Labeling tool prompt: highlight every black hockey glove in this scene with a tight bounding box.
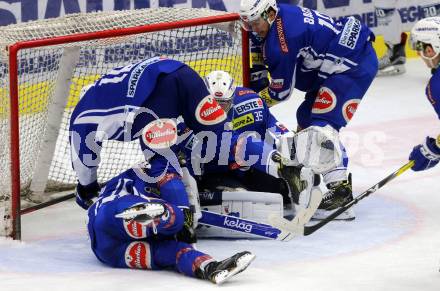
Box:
[249,65,269,93]
[175,208,197,244]
[75,181,100,210]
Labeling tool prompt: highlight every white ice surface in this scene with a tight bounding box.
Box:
[1,59,440,291]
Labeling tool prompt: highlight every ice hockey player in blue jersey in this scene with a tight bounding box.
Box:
[188,70,288,174]
[239,0,379,218]
[181,71,312,208]
[408,17,440,172]
[69,57,227,210]
[87,161,255,284]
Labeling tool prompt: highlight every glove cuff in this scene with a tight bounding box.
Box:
[77,180,100,200]
[426,136,440,156]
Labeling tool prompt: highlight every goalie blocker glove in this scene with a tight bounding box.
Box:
[409,136,440,171]
[75,180,100,210]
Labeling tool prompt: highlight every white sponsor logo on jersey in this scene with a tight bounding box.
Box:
[127,57,162,98]
[339,17,361,49]
[234,98,264,115]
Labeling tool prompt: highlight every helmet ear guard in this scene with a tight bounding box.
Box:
[204,71,236,113]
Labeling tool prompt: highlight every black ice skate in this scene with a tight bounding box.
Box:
[196,251,256,285]
[312,174,355,221]
[377,33,407,76]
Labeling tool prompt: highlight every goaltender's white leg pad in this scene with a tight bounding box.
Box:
[197,191,283,239]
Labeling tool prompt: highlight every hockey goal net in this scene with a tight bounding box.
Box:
[0,8,249,239]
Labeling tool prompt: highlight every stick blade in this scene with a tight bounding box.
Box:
[269,187,323,235]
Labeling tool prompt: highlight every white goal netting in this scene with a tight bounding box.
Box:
[0,7,245,237]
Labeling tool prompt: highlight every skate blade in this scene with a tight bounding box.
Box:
[312,208,355,221]
[214,253,256,285]
[377,64,406,76]
[115,203,164,221]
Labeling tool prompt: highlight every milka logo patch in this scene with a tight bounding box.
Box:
[142,118,177,150]
[234,98,264,115]
[312,87,337,114]
[125,241,151,269]
[223,216,253,233]
[127,57,161,97]
[195,95,227,125]
[339,17,361,49]
[342,99,361,122]
[123,220,148,239]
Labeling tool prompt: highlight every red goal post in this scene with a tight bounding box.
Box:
[0,8,250,239]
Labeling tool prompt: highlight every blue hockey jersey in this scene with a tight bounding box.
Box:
[252,4,375,101]
[69,57,226,186]
[181,87,288,175]
[87,162,211,274]
[426,68,440,120]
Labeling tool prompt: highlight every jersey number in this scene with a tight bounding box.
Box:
[315,11,340,34]
[98,64,134,86]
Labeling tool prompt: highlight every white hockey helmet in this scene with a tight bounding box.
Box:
[239,0,279,31]
[410,17,440,60]
[204,70,236,113]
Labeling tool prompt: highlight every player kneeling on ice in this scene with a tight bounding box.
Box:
[86,160,255,284]
[69,57,227,210]
[408,17,440,172]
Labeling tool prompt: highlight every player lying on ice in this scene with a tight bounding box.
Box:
[86,156,255,285]
[69,57,228,210]
[408,17,440,172]
[239,0,379,220]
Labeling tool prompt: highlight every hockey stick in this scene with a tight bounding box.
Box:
[301,160,415,236]
[267,161,414,236]
[198,210,295,241]
[268,180,323,235]
[21,193,75,215]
